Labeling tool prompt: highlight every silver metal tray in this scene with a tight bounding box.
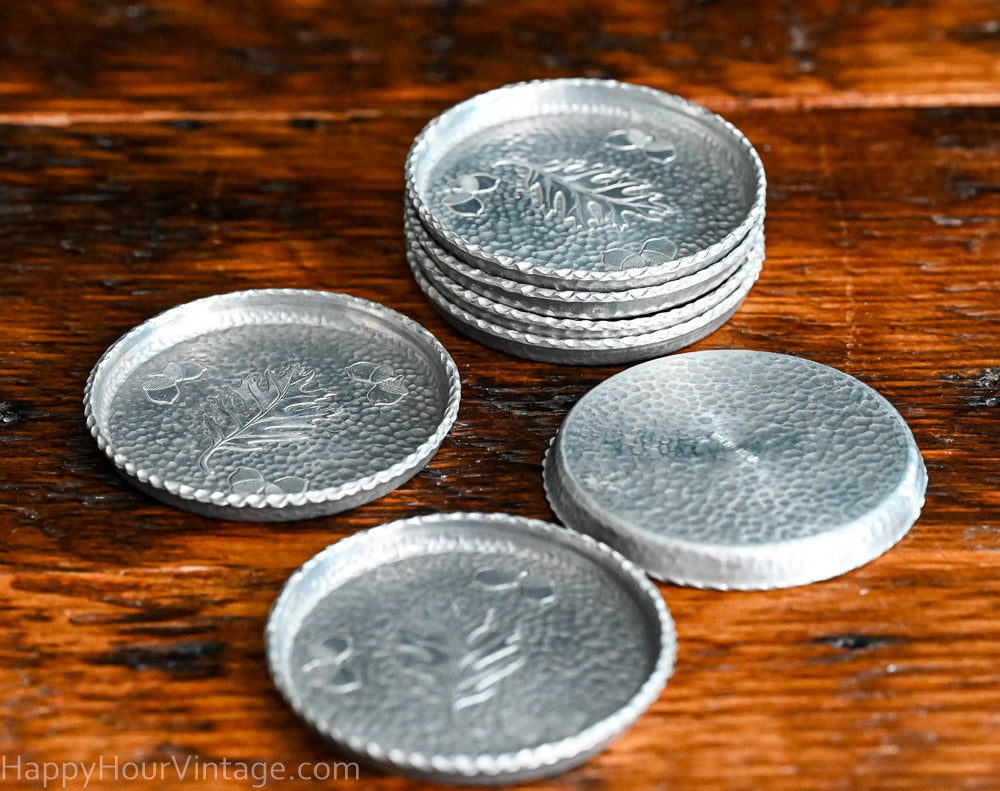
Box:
[544,350,927,589]
[85,289,461,520]
[406,78,766,290]
[265,512,676,785]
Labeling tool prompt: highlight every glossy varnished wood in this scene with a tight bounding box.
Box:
[1,2,1000,790]
[3,0,1000,119]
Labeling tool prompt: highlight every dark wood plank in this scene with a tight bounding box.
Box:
[3,0,1000,120]
[1,99,999,789]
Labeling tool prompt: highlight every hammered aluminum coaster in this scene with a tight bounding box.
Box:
[406,78,765,290]
[84,289,460,521]
[405,202,763,320]
[266,512,675,785]
[543,351,928,589]
[414,230,764,340]
[412,253,759,365]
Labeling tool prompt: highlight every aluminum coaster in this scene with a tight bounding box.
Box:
[406,78,765,290]
[266,512,676,785]
[544,350,927,589]
[85,289,460,520]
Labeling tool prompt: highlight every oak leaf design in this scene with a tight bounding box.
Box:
[198,363,342,472]
[396,607,526,718]
[495,157,672,231]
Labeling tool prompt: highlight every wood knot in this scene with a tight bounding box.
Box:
[0,402,27,427]
[812,634,895,651]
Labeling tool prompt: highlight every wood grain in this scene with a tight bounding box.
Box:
[2,0,1000,121]
[1,1,1000,789]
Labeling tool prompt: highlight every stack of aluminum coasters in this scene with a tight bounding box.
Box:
[404,78,766,365]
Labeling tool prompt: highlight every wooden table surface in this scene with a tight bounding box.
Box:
[2,2,999,789]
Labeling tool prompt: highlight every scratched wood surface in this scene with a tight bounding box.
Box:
[1,1,1000,790]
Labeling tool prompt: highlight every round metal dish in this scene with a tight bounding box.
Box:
[412,252,759,365]
[85,289,461,520]
[543,350,928,589]
[405,78,766,290]
[265,512,676,785]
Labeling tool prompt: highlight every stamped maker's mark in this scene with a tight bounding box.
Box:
[609,427,761,464]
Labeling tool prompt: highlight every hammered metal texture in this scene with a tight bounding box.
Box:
[406,79,765,290]
[85,289,461,520]
[411,251,759,365]
[265,512,676,784]
[544,350,927,589]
